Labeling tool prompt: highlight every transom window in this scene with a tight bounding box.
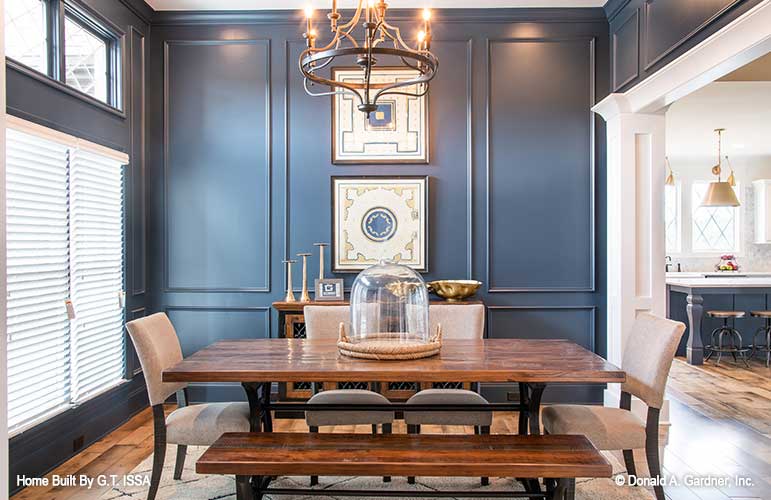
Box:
[3,0,121,108]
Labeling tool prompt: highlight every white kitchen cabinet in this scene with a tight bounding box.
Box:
[753,180,771,243]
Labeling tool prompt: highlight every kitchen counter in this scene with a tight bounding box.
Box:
[667,278,771,365]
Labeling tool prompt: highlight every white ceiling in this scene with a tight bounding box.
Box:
[666,82,771,159]
[145,0,605,10]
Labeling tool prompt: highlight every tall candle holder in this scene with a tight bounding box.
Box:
[298,253,313,302]
[313,242,329,280]
[282,259,297,302]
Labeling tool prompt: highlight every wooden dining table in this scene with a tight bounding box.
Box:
[163,338,625,435]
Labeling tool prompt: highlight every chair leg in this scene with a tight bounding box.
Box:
[645,407,665,500]
[173,445,187,480]
[622,449,637,478]
[381,424,392,483]
[407,424,418,484]
[149,405,166,500]
[309,426,319,487]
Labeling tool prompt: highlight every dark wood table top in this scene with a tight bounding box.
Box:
[196,432,612,478]
[163,339,624,384]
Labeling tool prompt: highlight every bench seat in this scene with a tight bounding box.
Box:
[197,432,611,500]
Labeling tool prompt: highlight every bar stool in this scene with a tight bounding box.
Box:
[704,310,750,367]
[750,311,771,367]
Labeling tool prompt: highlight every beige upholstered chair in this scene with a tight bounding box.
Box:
[126,313,250,500]
[304,306,394,485]
[405,304,491,485]
[541,313,685,500]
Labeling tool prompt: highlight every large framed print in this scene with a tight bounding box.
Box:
[332,67,428,164]
[332,176,428,272]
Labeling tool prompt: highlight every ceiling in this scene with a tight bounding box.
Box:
[145,0,605,10]
[666,82,771,158]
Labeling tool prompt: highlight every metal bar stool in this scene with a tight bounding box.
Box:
[704,310,750,367]
[750,311,771,367]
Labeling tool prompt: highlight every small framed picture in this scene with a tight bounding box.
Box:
[315,278,344,301]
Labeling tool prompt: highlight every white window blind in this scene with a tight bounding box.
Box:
[5,116,128,434]
[69,150,125,402]
[6,129,72,432]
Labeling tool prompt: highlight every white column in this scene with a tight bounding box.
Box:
[593,94,667,399]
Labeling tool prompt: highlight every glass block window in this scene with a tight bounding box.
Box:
[4,0,48,72]
[64,12,108,103]
[691,182,740,252]
[665,184,681,253]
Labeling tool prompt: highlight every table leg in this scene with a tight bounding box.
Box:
[528,383,546,435]
[517,382,528,435]
[235,475,253,500]
[686,293,704,365]
[552,478,575,500]
[259,382,273,432]
[242,383,263,432]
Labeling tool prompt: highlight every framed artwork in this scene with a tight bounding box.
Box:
[332,176,428,272]
[314,278,344,301]
[332,67,428,164]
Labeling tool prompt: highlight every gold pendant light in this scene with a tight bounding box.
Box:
[701,128,740,207]
[665,157,675,186]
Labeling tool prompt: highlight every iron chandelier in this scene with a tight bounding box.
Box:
[299,1,439,115]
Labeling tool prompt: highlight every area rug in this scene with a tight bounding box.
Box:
[100,445,654,499]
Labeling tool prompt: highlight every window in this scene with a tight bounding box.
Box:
[691,181,740,253]
[4,0,121,108]
[665,183,681,254]
[4,0,48,72]
[5,119,127,434]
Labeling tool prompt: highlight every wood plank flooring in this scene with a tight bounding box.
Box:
[11,356,771,500]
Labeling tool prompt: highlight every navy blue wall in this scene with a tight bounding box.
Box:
[605,0,764,92]
[5,0,153,492]
[145,8,610,405]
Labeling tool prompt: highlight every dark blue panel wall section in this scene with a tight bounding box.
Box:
[605,0,763,92]
[145,9,610,406]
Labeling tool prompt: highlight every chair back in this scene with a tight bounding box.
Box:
[429,304,485,339]
[304,306,350,340]
[621,313,686,409]
[126,312,187,406]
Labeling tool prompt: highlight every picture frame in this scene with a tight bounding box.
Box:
[314,278,345,301]
[332,176,429,273]
[331,67,429,164]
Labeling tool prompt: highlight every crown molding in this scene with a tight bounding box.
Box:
[603,0,631,23]
[152,7,607,26]
[118,0,156,25]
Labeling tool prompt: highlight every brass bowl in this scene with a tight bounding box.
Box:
[427,280,482,302]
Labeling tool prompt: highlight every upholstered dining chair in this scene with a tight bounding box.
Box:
[303,306,395,485]
[541,313,685,500]
[405,304,491,485]
[126,313,251,500]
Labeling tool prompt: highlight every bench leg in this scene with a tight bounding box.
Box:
[551,478,575,500]
[309,426,319,486]
[407,424,419,484]
[381,423,392,483]
[476,426,490,486]
[235,475,254,500]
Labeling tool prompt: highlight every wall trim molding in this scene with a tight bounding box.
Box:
[163,305,272,340]
[642,0,745,71]
[485,36,597,293]
[162,39,273,294]
[153,8,607,26]
[487,305,598,352]
[611,8,640,91]
[128,26,147,297]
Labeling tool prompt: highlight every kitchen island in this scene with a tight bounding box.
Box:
[667,274,771,365]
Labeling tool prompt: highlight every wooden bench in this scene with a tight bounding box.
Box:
[197,432,612,500]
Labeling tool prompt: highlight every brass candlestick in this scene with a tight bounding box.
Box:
[298,253,312,302]
[283,259,297,302]
[313,242,329,279]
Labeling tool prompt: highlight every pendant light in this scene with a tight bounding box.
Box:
[701,128,740,207]
[665,157,675,186]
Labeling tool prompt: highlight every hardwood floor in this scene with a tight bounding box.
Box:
[11,358,771,500]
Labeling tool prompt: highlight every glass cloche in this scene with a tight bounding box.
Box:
[349,260,430,344]
[337,260,440,359]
